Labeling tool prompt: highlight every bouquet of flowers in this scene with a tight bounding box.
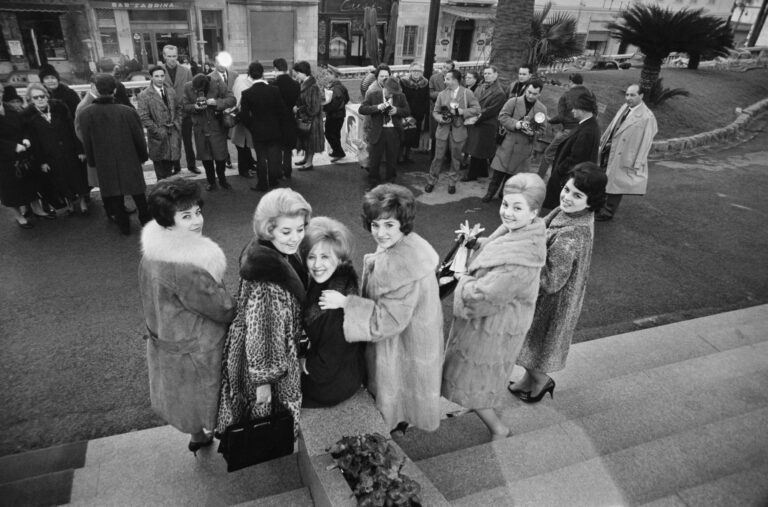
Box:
[436,221,485,299]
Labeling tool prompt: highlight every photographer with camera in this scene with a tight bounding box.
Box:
[181,73,235,191]
[424,69,480,195]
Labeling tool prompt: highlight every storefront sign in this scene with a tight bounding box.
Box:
[7,40,23,56]
[324,0,391,15]
[476,39,485,46]
[92,2,183,9]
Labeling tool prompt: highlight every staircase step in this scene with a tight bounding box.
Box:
[672,462,768,507]
[232,486,314,506]
[0,469,74,507]
[0,440,87,484]
[449,407,768,506]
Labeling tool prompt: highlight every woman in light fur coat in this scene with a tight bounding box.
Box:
[442,173,547,440]
[138,179,235,454]
[321,184,444,433]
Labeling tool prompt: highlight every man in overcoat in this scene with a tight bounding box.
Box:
[462,65,506,181]
[271,58,300,180]
[542,90,601,211]
[239,61,289,191]
[160,44,198,174]
[358,78,410,188]
[425,69,480,195]
[597,84,658,221]
[209,52,238,169]
[79,74,150,235]
[137,66,182,181]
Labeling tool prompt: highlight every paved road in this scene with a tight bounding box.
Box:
[1,124,767,456]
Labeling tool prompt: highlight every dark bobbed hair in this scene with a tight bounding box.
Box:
[447,69,462,82]
[273,58,288,71]
[248,61,264,80]
[293,60,312,76]
[569,73,584,85]
[567,162,607,211]
[94,74,116,96]
[148,65,165,77]
[148,178,203,227]
[526,78,545,92]
[361,184,416,235]
[375,64,392,79]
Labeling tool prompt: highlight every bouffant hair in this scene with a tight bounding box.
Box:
[148,178,203,227]
[502,173,546,211]
[293,61,312,77]
[301,216,354,263]
[361,184,416,235]
[567,162,607,211]
[252,188,312,241]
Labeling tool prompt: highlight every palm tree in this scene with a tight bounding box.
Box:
[490,0,535,86]
[684,15,734,69]
[607,5,707,93]
[527,3,582,70]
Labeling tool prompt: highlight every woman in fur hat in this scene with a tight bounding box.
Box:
[216,188,311,439]
[442,173,547,440]
[138,179,235,454]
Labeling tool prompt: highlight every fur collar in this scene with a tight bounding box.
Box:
[400,75,429,89]
[469,218,546,272]
[365,232,439,294]
[239,240,306,303]
[304,263,359,325]
[141,220,227,282]
[300,76,317,93]
[547,207,594,230]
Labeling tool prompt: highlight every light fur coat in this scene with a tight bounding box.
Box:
[139,221,235,433]
[343,232,444,432]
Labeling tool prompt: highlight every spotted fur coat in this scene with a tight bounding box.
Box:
[215,240,305,437]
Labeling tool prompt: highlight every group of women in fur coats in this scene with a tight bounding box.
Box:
[138,161,607,451]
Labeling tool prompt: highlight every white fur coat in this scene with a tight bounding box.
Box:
[141,220,227,283]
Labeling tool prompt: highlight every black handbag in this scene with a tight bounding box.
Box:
[218,394,295,472]
[436,235,477,300]
[296,116,312,134]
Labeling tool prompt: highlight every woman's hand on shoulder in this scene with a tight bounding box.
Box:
[319,290,347,310]
[255,384,271,405]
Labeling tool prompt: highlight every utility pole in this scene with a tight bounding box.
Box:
[424,0,441,78]
[747,0,768,46]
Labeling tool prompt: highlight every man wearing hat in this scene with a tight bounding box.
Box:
[541,88,601,211]
[538,73,597,180]
[39,65,80,118]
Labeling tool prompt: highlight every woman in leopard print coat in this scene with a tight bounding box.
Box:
[215,189,311,438]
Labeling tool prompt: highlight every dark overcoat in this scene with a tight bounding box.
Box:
[240,81,288,145]
[464,80,507,160]
[49,83,81,119]
[137,85,182,162]
[0,106,36,207]
[296,76,325,152]
[78,97,148,197]
[180,78,235,161]
[358,89,410,144]
[24,100,86,198]
[271,74,300,149]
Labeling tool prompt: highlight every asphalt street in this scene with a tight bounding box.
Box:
[1,123,767,456]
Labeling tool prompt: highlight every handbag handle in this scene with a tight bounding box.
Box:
[239,385,285,424]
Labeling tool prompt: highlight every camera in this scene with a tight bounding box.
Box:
[195,96,207,108]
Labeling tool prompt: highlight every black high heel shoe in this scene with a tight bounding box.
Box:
[517,378,555,404]
[188,437,214,456]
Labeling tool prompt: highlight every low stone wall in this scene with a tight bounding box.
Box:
[649,96,768,158]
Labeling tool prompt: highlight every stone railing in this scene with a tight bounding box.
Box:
[328,61,487,80]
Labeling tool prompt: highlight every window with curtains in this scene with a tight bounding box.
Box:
[403,25,418,57]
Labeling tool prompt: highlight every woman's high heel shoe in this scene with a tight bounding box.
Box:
[188,437,214,456]
[517,378,555,404]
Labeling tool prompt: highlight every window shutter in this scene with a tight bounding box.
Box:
[396,25,405,58]
[416,25,425,57]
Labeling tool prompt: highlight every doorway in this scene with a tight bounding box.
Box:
[132,31,191,69]
[451,19,475,62]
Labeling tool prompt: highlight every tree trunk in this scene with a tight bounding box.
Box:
[687,52,701,70]
[640,57,662,95]
[490,0,535,88]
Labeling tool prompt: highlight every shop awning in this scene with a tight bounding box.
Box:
[0,3,71,12]
[442,5,496,20]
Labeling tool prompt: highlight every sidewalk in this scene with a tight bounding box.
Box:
[1,304,766,506]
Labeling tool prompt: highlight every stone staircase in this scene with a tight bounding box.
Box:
[1,304,766,506]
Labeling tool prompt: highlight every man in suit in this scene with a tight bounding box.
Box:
[462,65,507,181]
[425,69,480,195]
[161,45,198,174]
[541,90,601,211]
[271,58,300,180]
[597,84,658,221]
[240,61,289,191]
[358,77,410,188]
[538,73,597,179]
[209,52,238,168]
[137,65,182,181]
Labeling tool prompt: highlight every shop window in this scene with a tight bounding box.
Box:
[17,12,67,65]
[100,29,120,58]
[329,21,351,59]
[402,25,419,57]
[201,10,223,62]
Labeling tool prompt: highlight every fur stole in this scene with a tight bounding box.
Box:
[400,75,429,90]
[468,218,546,272]
[303,263,359,325]
[140,220,227,282]
[365,232,439,294]
[239,239,306,304]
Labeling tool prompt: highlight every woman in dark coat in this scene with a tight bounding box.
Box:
[216,188,312,440]
[463,67,507,181]
[139,179,235,454]
[300,217,365,408]
[292,61,324,171]
[24,83,88,214]
[510,163,607,402]
[180,74,235,191]
[398,62,430,163]
[0,95,36,228]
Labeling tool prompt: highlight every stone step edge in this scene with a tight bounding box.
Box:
[0,440,87,485]
[231,486,314,507]
[448,406,768,507]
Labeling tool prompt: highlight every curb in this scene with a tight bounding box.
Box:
[650,96,768,158]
